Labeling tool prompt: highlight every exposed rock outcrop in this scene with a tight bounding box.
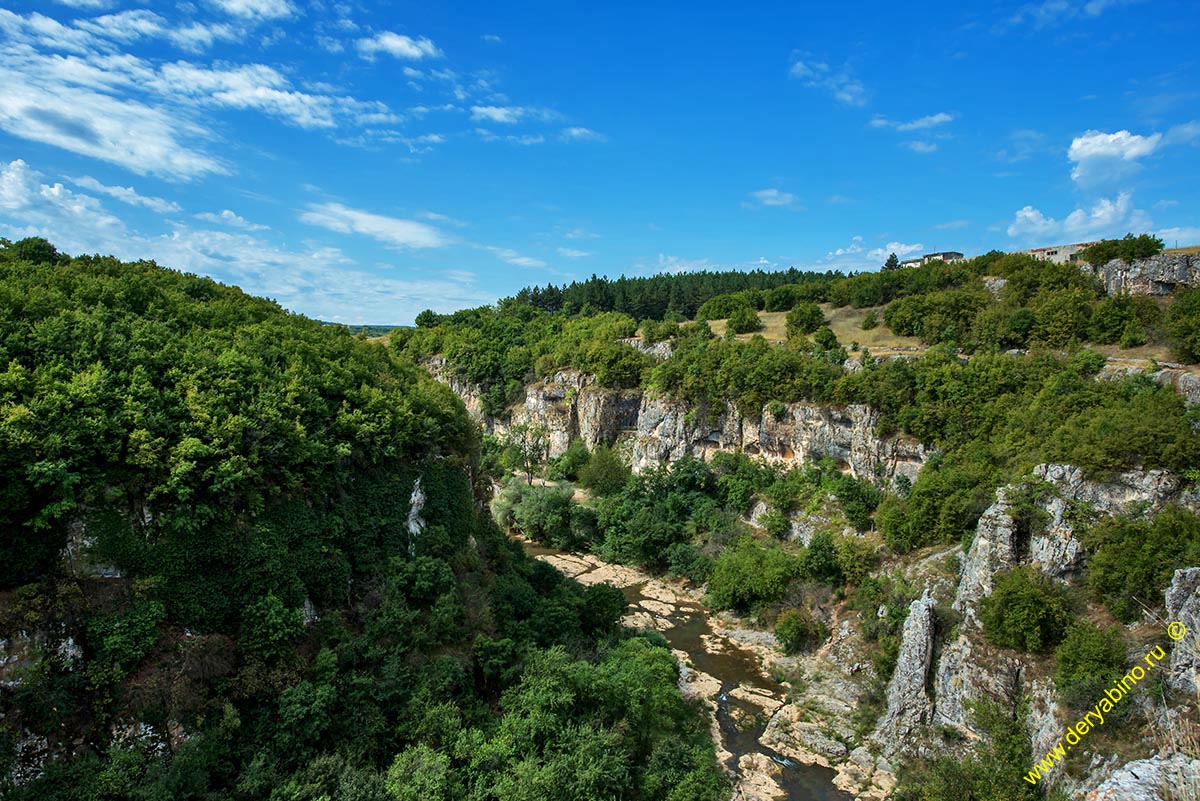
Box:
[1079,752,1200,800]
[1081,252,1200,296]
[871,590,936,756]
[631,394,927,488]
[1165,567,1200,693]
[954,488,1019,620]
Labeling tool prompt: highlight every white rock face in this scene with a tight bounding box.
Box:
[954,488,1019,621]
[1080,752,1200,800]
[631,394,927,488]
[871,590,936,756]
[1164,567,1200,692]
[406,477,426,558]
[1080,253,1200,297]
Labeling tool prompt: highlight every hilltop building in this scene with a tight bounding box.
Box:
[1019,242,1098,264]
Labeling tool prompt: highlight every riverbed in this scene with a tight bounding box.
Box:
[519,539,852,801]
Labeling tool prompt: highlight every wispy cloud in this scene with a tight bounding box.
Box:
[481,245,545,268]
[746,188,800,208]
[300,202,449,249]
[556,247,591,259]
[356,31,442,61]
[933,219,970,230]
[904,141,938,154]
[205,0,295,21]
[70,175,180,213]
[788,56,867,106]
[561,126,606,142]
[867,241,924,260]
[564,228,600,240]
[1006,0,1141,29]
[196,209,266,230]
[870,112,954,131]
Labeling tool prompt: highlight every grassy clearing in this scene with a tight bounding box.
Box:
[706,305,923,353]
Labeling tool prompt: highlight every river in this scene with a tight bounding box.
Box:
[519,538,852,801]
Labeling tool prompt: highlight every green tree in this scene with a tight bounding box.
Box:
[504,423,550,485]
[579,443,630,496]
[786,302,825,337]
[981,568,1075,653]
[883,252,900,271]
[727,305,763,334]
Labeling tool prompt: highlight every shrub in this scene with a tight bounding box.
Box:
[727,305,763,334]
[834,535,879,586]
[775,608,825,654]
[861,311,879,330]
[1083,506,1200,622]
[1054,623,1127,710]
[548,438,590,481]
[666,542,714,582]
[707,538,801,612]
[1168,287,1200,363]
[579,443,630,496]
[785,302,824,337]
[980,568,1075,652]
[800,530,843,585]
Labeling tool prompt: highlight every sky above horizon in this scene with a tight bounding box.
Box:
[0,0,1198,324]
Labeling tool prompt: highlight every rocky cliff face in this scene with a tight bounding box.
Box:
[1165,567,1200,693]
[630,394,927,488]
[871,591,936,756]
[424,361,928,485]
[1081,252,1199,296]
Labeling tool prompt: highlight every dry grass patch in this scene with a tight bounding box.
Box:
[706,305,923,353]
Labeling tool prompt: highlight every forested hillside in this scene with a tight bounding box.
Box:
[0,239,726,801]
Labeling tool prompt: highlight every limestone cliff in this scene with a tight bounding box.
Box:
[1081,252,1200,296]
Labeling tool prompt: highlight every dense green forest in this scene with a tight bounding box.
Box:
[398,244,1200,566]
[0,239,726,801]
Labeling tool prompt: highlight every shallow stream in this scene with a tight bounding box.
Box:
[521,540,850,801]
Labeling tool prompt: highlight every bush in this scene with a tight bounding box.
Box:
[980,568,1075,652]
[548,438,590,481]
[786,302,824,337]
[666,542,714,582]
[1054,623,1127,710]
[579,443,630,496]
[861,311,878,330]
[775,608,825,654]
[1078,233,1164,266]
[1083,506,1200,622]
[1168,287,1200,363]
[800,530,842,585]
[834,534,879,586]
[727,305,763,334]
[707,538,801,612]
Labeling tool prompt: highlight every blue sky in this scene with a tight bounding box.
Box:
[0,0,1197,324]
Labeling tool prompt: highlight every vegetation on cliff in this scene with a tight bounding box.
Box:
[0,239,727,801]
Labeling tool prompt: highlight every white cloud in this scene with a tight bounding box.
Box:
[905,141,938,153]
[196,209,266,230]
[419,210,467,227]
[1006,0,1140,28]
[71,175,180,213]
[52,0,113,7]
[556,247,591,259]
[1063,191,1133,234]
[300,202,449,249]
[470,105,524,123]
[1068,129,1161,184]
[933,219,970,230]
[871,112,954,131]
[748,188,797,207]
[1007,205,1059,238]
[657,254,710,273]
[1006,192,1145,239]
[788,58,867,106]
[205,0,295,20]
[482,34,502,43]
[1164,120,1200,146]
[561,126,606,142]
[1158,227,1200,245]
[0,158,123,232]
[0,9,98,53]
[0,55,225,179]
[867,241,923,260]
[0,159,488,325]
[564,228,600,240]
[356,31,442,60]
[474,128,544,145]
[481,245,545,268]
